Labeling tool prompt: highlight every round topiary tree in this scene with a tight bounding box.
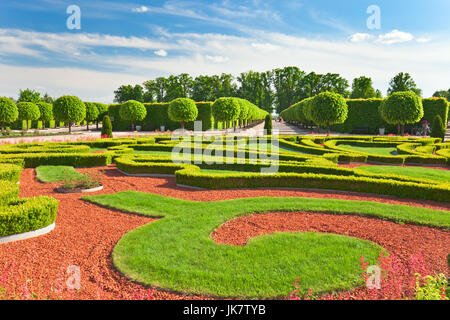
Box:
[36,102,53,129]
[431,115,445,140]
[264,114,272,135]
[17,102,40,131]
[212,97,241,131]
[53,96,86,134]
[95,103,109,130]
[85,102,99,131]
[379,91,423,136]
[0,97,18,133]
[168,98,198,130]
[101,115,113,138]
[309,92,348,136]
[119,100,147,131]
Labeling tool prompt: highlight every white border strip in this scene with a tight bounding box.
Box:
[0,223,55,244]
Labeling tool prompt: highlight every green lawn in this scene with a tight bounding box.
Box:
[357,165,450,183]
[35,165,83,183]
[83,192,449,298]
[339,144,398,156]
[90,147,107,153]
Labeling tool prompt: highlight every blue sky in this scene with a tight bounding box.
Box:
[0,0,449,102]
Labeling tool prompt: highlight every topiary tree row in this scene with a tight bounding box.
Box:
[0,97,18,133]
[212,97,268,131]
[17,102,41,131]
[53,96,86,134]
[119,100,147,131]
[168,98,198,130]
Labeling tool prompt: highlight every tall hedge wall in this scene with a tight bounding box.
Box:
[109,102,215,132]
[331,98,449,134]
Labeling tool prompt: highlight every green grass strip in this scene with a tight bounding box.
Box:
[35,165,83,183]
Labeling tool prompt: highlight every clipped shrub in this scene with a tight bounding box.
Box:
[264,114,272,135]
[430,115,446,141]
[101,115,113,138]
[17,102,40,131]
[36,102,53,129]
[119,100,147,131]
[95,103,109,129]
[168,98,198,130]
[0,97,18,132]
[309,92,348,135]
[380,91,424,135]
[422,98,449,128]
[212,97,241,130]
[85,102,99,130]
[53,96,86,133]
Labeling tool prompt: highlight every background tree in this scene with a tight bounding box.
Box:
[238,71,274,113]
[53,96,86,134]
[18,89,41,103]
[351,76,377,99]
[119,100,147,131]
[42,93,54,104]
[85,102,99,130]
[101,115,113,138]
[114,85,144,103]
[212,97,241,130]
[168,98,198,130]
[36,102,53,129]
[309,92,348,136]
[433,89,450,101]
[17,102,40,131]
[387,72,422,96]
[379,91,423,135]
[0,97,18,132]
[430,115,445,140]
[272,67,305,114]
[95,103,109,130]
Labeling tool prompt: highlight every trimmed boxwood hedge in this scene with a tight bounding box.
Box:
[0,164,22,183]
[0,153,112,168]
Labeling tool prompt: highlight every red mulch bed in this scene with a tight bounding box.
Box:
[212,211,450,299]
[0,165,448,300]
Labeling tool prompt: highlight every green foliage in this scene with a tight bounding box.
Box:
[0,164,22,183]
[387,72,422,96]
[414,274,448,300]
[430,115,445,140]
[0,97,18,130]
[36,102,53,122]
[95,103,109,121]
[114,84,145,103]
[85,102,99,122]
[212,97,241,122]
[53,96,86,132]
[351,76,377,99]
[18,88,41,103]
[168,98,198,128]
[0,153,112,168]
[264,114,272,134]
[422,98,449,126]
[309,92,348,133]
[380,91,423,134]
[17,102,40,131]
[101,115,113,138]
[119,100,147,130]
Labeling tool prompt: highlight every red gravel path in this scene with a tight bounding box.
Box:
[0,165,448,300]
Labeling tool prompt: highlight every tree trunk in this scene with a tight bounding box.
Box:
[401,125,405,136]
[181,121,185,130]
[1,121,4,133]
[87,122,90,131]
[132,121,135,131]
[96,122,99,130]
[69,123,72,134]
[397,124,400,136]
[327,123,330,136]
[26,120,29,131]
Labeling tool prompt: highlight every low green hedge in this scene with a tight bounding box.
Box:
[0,180,19,204]
[0,164,22,183]
[175,169,450,202]
[0,153,112,168]
[0,143,90,154]
[0,196,59,237]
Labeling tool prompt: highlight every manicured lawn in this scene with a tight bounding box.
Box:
[357,165,450,183]
[339,144,398,156]
[83,192,449,298]
[35,165,83,183]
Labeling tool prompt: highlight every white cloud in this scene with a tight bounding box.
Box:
[154,49,168,57]
[349,33,374,43]
[416,38,431,43]
[1,28,449,102]
[132,6,150,13]
[376,30,414,44]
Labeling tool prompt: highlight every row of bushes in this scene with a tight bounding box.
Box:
[0,153,112,168]
[281,97,449,134]
[0,165,59,238]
